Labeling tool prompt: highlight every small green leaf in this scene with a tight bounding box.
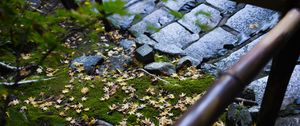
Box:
[146,23,160,33]
[195,20,211,32]
[195,10,212,17]
[169,10,183,19]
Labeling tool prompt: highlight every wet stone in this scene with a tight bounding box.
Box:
[206,0,237,13]
[184,27,238,63]
[107,0,156,29]
[163,0,195,11]
[227,104,253,126]
[107,15,135,29]
[95,119,113,126]
[71,55,104,74]
[120,39,135,50]
[27,0,41,8]
[135,34,157,46]
[177,56,201,69]
[135,44,155,64]
[108,55,132,71]
[151,22,199,48]
[154,43,184,55]
[275,115,300,126]
[212,35,264,71]
[296,97,300,105]
[129,8,175,36]
[226,5,279,37]
[248,65,300,106]
[239,109,253,126]
[144,62,176,75]
[178,1,199,13]
[178,4,222,33]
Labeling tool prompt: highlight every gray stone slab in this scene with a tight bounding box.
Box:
[135,34,157,46]
[275,115,300,126]
[206,0,237,13]
[107,15,135,29]
[177,56,201,68]
[144,62,176,75]
[151,23,199,49]
[163,0,195,11]
[248,65,300,106]
[107,0,156,29]
[71,55,104,74]
[135,44,154,64]
[213,35,264,71]
[226,5,279,37]
[178,4,222,33]
[129,8,175,36]
[154,42,184,55]
[184,27,238,62]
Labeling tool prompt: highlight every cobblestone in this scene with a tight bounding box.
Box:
[107,0,156,29]
[151,23,199,48]
[178,4,222,33]
[129,8,175,36]
[184,27,238,62]
[206,0,237,13]
[226,5,279,37]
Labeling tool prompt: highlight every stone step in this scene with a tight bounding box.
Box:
[151,22,199,49]
[248,65,300,107]
[225,5,280,38]
[184,27,239,63]
[129,8,175,36]
[178,4,222,33]
[107,0,156,29]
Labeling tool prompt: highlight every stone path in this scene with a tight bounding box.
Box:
[108,0,300,108]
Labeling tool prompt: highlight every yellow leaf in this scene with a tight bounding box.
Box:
[81,87,89,94]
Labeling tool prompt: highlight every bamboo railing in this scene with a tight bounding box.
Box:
[174,1,300,126]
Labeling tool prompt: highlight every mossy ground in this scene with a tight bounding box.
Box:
[0,33,218,126]
[0,66,215,125]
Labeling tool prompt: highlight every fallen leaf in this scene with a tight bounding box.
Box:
[81,87,89,94]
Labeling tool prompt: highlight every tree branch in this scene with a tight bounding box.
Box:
[0,78,54,86]
[136,68,170,84]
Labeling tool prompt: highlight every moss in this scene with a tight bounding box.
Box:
[154,53,172,62]
[6,107,65,126]
[162,75,215,95]
[2,67,215,125]
[0,51,16,64]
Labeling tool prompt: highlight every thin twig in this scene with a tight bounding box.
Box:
[235,97,257,105]
[0,62,17,71]
[137,68,170,84]
[0,78,54,86]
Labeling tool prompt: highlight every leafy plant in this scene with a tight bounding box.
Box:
[0,0,126,85]
[195,19,211,32]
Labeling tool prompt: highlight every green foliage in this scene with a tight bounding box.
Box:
[169,10,183,19]
[0,0,127,83]
[154,53,172,62]
[102,0,128,15]
[195,20,211,32]
[146,23,160,33]
[132,14,143,24]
